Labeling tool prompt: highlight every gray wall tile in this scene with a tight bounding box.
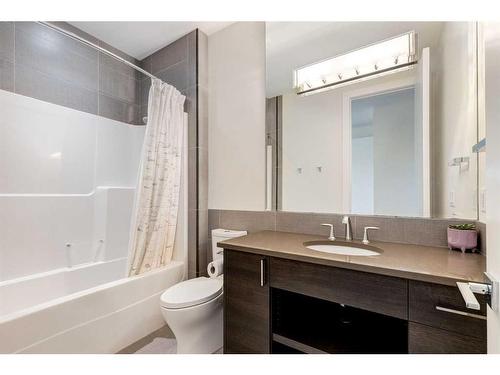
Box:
[15,22,98,92]
[15,64,98,113]
[140,104,148,120]
[197,209,208,276]
[402,218,461,248]
[151,35,188,74]
[197,85,209,149]
[185,86,198,150]
[208,209,220,235]
[187,29,200,89]
[0,59,14,92]
[3,22,142,125]
[0,22,14,62]
[198,147,209,211]
[276,211,345,237]
[99,64,140,104]
[100,52,142,82]
[140,78,151,110]
[156,61,189,93]
[219,210,276,233]
[98,93,139,124]
[140,56,152,74]
[16,22,98,61]
[187,148,199,214]
[353,215,405,243]
[187,209,198,279]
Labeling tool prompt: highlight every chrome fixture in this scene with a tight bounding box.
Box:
[342,216,352,241]
[472,138,486,153]
[448,156,470,167]
[457,272,498,311]
[321,223,336,241]
[362,226,379,244]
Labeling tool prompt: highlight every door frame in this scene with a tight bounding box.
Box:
[341,75,423,214]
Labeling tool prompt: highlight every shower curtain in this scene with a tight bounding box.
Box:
[128,79,186,276]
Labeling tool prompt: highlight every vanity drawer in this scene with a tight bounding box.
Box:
[269,257,408,319]
[409,322,486,354]
[409,280,487,339]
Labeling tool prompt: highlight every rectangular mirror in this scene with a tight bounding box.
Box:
[266,22,480,219]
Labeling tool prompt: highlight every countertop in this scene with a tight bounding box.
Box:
[218,230,486,286]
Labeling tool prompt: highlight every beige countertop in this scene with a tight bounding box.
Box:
[219,230,486,286]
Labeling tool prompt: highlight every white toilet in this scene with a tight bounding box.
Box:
[160,228,247,354]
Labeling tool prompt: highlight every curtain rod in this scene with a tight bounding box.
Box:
[37,21,161,82]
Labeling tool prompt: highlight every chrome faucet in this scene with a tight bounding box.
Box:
[342,216,352,241]
[321,223,335,241]
[362,226,380,244]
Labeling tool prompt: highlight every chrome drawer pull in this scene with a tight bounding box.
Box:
[435,306,486,320]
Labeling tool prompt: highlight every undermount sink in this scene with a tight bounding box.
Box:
[303,241,381,256]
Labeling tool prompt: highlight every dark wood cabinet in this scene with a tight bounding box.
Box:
[223,250,270,353]
[409,322,486,354]
[223,250,487,354]
[270,257,408,320]
[408,280,487,353]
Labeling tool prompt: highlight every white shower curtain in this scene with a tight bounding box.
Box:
[128,79,186,276]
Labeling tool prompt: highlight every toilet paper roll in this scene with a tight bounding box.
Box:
[207,259,223,278]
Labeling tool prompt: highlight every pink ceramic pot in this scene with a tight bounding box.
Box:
[447,228,478,253]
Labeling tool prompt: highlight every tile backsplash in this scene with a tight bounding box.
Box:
[206,209,486,270]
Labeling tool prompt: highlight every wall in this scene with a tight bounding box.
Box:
[281,90,343,213]
[208,22,266,211]
[279,69,416,214]
[0,90,144,281]
[139,29,209,278]
[433,22,478,219]
[352,137,374,213]
[370,89,419,216]
[0,22,142,124]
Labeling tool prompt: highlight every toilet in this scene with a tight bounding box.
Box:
[160,228,247,354]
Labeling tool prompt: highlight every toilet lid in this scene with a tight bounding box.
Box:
[160,277,223,309]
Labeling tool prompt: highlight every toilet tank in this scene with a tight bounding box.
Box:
[211,229,247,262]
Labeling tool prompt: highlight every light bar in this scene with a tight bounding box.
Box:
[294,31,417,95]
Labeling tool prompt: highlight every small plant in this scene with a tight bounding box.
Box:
[449,223,476,231]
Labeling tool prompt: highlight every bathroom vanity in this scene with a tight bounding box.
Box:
[221,231,487,354]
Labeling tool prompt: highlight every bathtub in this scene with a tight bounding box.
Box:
[0,260,184,353]
[0,92,189,353]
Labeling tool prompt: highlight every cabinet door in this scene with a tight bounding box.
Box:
[409,322,486,354]
[409,280,487,339]
[223,250,270,353]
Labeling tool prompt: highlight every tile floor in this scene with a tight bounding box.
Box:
[117,325,223,354]
[117,325,177,354]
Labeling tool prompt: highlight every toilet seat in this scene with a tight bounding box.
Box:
[161,277,223,309]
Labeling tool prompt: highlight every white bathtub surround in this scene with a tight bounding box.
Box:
[0,90,144,282]
[128,80,186,276]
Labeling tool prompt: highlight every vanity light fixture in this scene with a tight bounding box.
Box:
[294,31,417,95]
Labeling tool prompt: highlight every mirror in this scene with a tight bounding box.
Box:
[265,22,481,219]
